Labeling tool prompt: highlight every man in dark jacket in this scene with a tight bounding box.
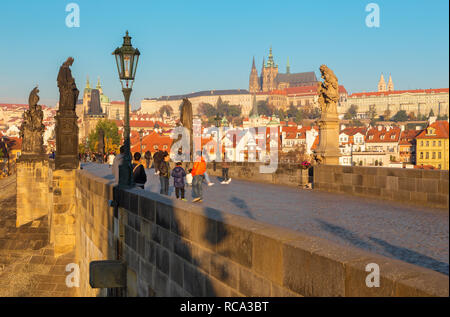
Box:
[153,149,164,175]
[171,162,186,200]
[132,152,147,189]
[158,152,170,195]
[144,151,152,169]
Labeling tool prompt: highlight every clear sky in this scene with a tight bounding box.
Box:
[0,0,448,110]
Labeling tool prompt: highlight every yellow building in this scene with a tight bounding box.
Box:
[416,121,449,170]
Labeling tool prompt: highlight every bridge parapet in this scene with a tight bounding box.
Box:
[73,168,449,297]
[206,162,449,209]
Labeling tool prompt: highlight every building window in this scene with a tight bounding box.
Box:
[420,152,423,159]
[426,141,429,147]
[421,140,423,146]
[439,141,442,146]
[438,152,442,159]
[433,141,436,147]
[432,152,436,159]
[426,152,429,159]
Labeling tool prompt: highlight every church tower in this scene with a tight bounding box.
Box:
[378,73,386,92]
[249,57,261,93]
[387,74,394,91]
[261,47,278,92]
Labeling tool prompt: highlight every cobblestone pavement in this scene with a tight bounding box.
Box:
[84,163,449,275]
[0,176,79,297]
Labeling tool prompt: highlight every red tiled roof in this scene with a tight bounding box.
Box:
[340,127,367,136]
[416,121,449,139]
[349,88,449,98]
[130,131,173,153]
[366,126,401,143]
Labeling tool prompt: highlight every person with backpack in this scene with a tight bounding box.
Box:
[132,152,147,189]
[171,162,186,200]
[191,151,207,203]
[158,152,170,195]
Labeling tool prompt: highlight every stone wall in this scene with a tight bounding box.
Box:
[205,162,312,187]
[313,165,449,209]
[16,159,50,227]
[74,169,448,297]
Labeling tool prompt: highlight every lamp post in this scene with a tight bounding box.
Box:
[138,129,144,155]
[113,31,140,187]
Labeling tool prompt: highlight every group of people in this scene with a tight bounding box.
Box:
[111,146,231,203]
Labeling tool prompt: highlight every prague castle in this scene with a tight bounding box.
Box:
[249,47,318,93]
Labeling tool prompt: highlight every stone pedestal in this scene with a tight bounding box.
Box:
[16,156,50,227]
[315,113,341,165]
[50,169,77,256]
[55,111,79,170]
[300,168,309,186]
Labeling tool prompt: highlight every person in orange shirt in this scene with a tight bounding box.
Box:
[191,151,206,202]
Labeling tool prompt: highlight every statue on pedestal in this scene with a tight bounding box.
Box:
[19,87,45,156]
[55,57,79,169]
[180,98,193,162]
[314,65,341,165]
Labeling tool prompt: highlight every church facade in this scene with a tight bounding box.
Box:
[249,48,318,93]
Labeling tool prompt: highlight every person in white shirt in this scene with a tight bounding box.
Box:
[108,152,115,167]
[185,168,193,186]
[112,146,125,184]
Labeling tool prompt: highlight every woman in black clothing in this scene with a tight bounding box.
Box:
[132,152,147,189]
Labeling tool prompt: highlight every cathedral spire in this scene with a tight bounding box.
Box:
[387,74,394,91]
[252,56,256,69]
[86,76,90,89]
[250,94,258,118]
[96,76,101,89]
[378,73,386,92]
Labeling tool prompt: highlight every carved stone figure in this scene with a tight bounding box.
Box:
[55,57,79,169]
[19,87,45,155]
[57,57,79,112]
[98,128,105,156]
[180,98,193,161]
[317,64,339,116]
[314,65,341,165]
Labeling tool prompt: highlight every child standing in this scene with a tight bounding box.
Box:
[172,162,186,200]
[185,168,193,186]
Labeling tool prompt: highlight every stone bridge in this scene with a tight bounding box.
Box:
[1,160,448,297]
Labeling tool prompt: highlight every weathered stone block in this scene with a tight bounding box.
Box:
[183,262,206,297]
[189,212,217,252]
[210,254,238,289]
[156,202,172,230]
[155,244,170,275]
[169,253,184,287]
[238,267,271,297]
[216,222,252,268]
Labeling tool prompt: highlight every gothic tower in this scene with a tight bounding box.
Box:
[387,74,394,91]
[261,47,278,92]
[249,57,260,93]
[378,73,386,92]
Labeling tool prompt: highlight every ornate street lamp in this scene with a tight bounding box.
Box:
[138,129,144,155]
[113,31,140,187]
[214,113,222,128]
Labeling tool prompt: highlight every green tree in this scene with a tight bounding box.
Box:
[159,105,173,117]
[254,100,273,117]
[391,110,408,122]
[87,120,121,153]
[198,103,217,117]
[344,105,358,120]
[286,105,298,119]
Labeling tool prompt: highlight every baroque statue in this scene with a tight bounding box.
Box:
[57,57,79,112]
[19,86,45,155]
[55,57,79,169]
[313,64,341,165]
[317,64,340,116]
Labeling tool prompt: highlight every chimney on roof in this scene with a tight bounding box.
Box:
[378,125,382,131]
[386,126,390,132]
[341,124,346,130]
[400,125,405,132]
